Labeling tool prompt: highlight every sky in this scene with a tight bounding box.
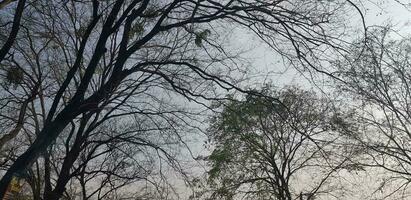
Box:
[224,0,411,93]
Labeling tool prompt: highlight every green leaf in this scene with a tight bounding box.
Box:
[195,29,211,47]
[129,23,145,38]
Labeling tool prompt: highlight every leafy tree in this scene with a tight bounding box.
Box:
[204,86,357,200]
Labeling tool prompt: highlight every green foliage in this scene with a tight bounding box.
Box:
[142,6,159,18]
[129,22,145,38]
[6,66,24,86]
[205,86,347,199]
[195,29,211,47]
[208,148,231,180]
[207,87,284,186]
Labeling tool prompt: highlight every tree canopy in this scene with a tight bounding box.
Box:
[4,0,411,200]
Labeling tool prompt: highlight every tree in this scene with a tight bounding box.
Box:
[0,0,362,199]
[203,86,358,200]
[330,27,411,198]
[0,0,26,63]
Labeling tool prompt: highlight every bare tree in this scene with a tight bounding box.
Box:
[329,26,411,198]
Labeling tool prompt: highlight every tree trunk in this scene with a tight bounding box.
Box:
[0,103,78,199]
